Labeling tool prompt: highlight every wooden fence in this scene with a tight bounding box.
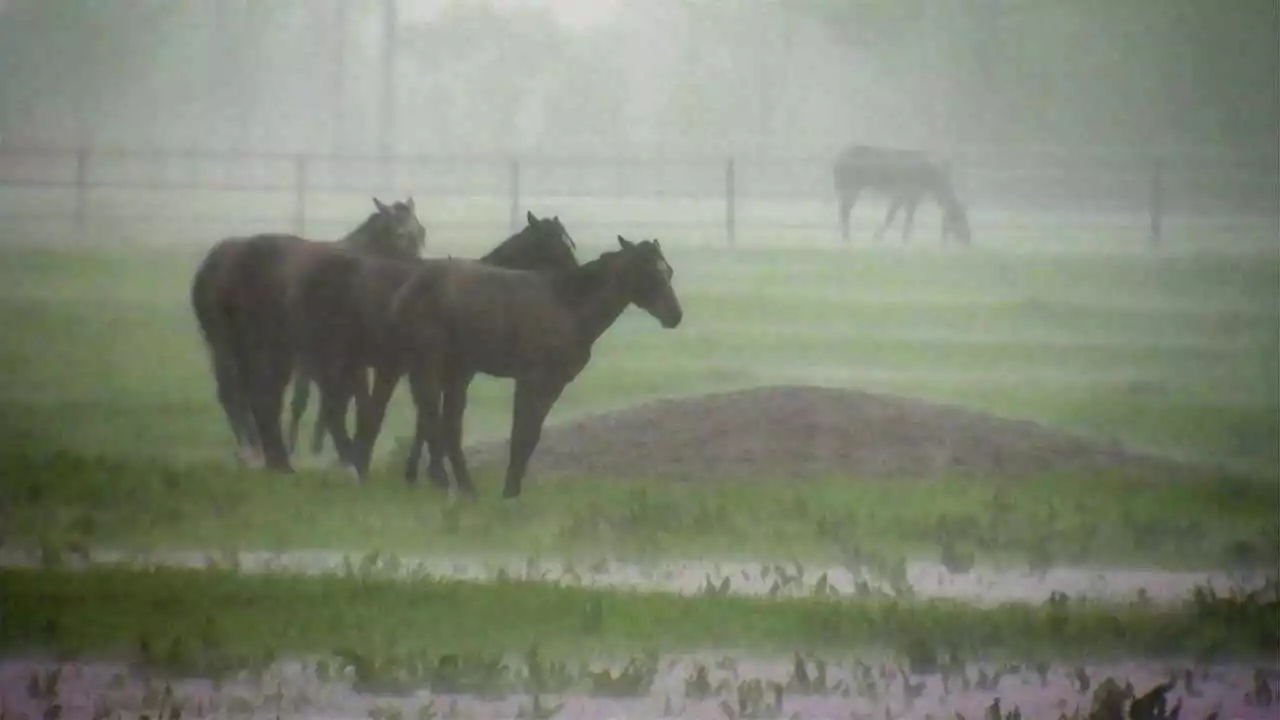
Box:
[0,146,1275,247]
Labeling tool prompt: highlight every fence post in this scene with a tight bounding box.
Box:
[293,155,308,236]
[1148,154,1163,248]
[73,148,89,233]
[724,157,736,248]
[507,157,521,234]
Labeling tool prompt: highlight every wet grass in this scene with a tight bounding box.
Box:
[3,450,1277,571]
[1,239,1276,471]
[1,565,1276,675]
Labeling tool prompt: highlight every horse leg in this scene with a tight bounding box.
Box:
[351,365,400,480]
[838,189,859,243]
[213,347,261,466]
[316,355,362,472]
[345,366,371,451]
[901,197,919,244]
[404,366,448,488]
[440,371,477,496]
[286,366,310,456]
[502,378,564,500]
[310,403,328,455]
[874,196,904,242]
[246,348,294,474]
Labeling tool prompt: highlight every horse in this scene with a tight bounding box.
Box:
[290,211,581,472]
[353,235,683,499]
[834,145,972,245]
[287,211,578,459]
[189,197,426,471]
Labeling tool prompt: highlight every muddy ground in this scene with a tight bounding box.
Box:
[453,385,1217,483]
[3,655,1277,720]
[1,547,1271,607]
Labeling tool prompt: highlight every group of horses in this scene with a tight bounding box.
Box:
[186,145,965,500]
[190,200,683,499]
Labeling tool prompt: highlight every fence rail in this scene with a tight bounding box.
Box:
[0,146,1276,248]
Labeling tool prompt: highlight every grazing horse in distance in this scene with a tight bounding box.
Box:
[834,145,972,245]
[289,211,581,469]
[190,197,426,471]
[356,235,683,499]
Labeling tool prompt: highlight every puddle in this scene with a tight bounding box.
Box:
[2,653,1276,720]
[0,547,1271,607]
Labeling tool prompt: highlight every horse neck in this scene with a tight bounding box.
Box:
[479,230,532,267]
[338,214,393,254]
[924,168,963,217]
[554,257,632,346]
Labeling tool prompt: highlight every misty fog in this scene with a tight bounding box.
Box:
[1,0,1276,160]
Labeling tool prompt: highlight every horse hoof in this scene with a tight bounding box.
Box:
[501,487,520,500]
[235,446,265,469]
[261,454,295,473]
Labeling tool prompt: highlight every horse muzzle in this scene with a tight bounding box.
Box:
[660,306,683,329]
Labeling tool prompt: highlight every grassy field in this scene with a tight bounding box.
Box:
[2,566,1276,672]
[0,204,1277,570]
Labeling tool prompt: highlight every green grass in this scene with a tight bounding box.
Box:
[4,452,1278,570]
[0,220,1277,569]
[2,566,1275,670]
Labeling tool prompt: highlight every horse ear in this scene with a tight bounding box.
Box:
[617,235,634,250]
[405,196,415,211]
[373,197,390,213]
[526,210,538,226]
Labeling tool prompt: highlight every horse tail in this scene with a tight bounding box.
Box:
[190,238,239,359]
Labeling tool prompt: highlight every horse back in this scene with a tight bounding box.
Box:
[439,263,577,376]
[835,145,944,190]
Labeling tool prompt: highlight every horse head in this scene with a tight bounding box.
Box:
[612,235,682,329]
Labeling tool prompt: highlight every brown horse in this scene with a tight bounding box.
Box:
[834,145,972,245]
[190,197,426,471]
[354,235,683,499]
[290,211,580,471]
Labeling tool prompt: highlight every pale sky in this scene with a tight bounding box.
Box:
[399,0,623,32]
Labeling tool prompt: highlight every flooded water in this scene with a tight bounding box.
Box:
[2,654,1276,720]
[3,547,1275,718]
[0,546,1270,606]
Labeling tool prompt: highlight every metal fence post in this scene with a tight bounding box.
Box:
[724,157,736,248]
[74,148,89,234]
[293,155,308,236]
[1148,154,1163,248]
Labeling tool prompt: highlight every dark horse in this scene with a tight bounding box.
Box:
[352,235,683,499]
[834,145,972,245]
[292,211,581,473]
[190,197,426,471]
[287,211,579,460]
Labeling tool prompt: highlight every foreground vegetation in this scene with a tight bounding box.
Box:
[2,566,1276,676]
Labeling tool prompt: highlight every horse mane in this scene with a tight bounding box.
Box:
[480,222,578,267]
[550,247,624,303]
[337,211,402,255]
[479,224,536,264]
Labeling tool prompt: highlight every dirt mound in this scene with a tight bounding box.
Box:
[458,385,1206,483]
